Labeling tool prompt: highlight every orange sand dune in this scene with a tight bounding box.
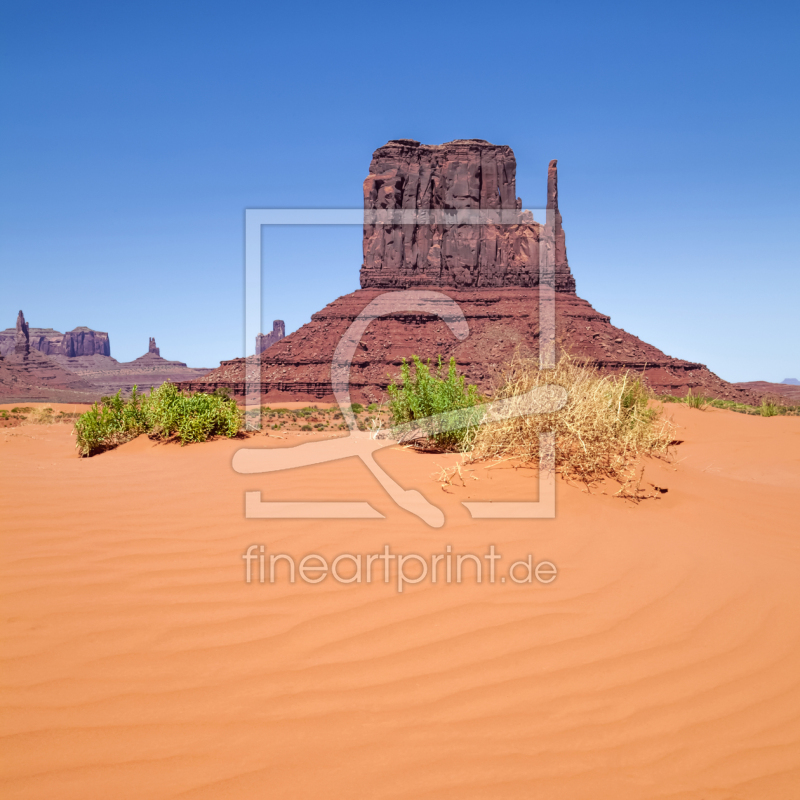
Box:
[1,405,799,799]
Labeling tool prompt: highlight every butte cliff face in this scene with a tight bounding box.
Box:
[360,139,574,292]
[183,140,759,404]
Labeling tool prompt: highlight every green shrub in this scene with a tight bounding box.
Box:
[760,400,779,417]
[350,403,364,414]
[387,356,484,451]
[74,387,149,456]
[11,406,33,413]
[143,383,242,443]
[684,390,707,410]
[74,384,243,457]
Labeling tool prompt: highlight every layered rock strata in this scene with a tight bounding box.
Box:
[181,287,754,403]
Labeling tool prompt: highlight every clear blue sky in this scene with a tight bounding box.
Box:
[1,0,797,381]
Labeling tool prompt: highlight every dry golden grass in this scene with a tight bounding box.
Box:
[468,353,675,488]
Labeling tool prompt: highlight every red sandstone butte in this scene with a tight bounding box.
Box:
[361,140,574,292]
[181,139,761,404]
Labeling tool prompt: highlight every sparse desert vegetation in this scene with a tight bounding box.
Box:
[381,352,674,490]
[74,383,243,456]
[660,391,799,416]
[383,353,799,489]
[0,406,81,428]
[20,357,797,468]
[253,403,380,433]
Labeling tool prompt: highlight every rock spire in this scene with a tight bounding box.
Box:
[14,311,29,355]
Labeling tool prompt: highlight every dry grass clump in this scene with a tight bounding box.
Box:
[468,353,674,487]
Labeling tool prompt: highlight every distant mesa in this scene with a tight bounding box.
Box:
[783,378,799,385]
[182,139,767,404]
[256,321,286,354]
[0,317,110,358]
[0,315,211,402]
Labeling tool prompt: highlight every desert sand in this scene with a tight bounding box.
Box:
[1,403,799,798]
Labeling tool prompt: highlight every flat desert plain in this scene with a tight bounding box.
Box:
[1,402,799,799]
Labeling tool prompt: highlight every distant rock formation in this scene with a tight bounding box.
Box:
[14,311,29,355]
[783,378,799,385]
[0,312,98,402]
[52,339,212,397]
[0,315,211,402]
[256,321,286,354]
[61,327,111,357]
[181,139,760,405]
[735,381,800,404]
[0,318,110,358]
